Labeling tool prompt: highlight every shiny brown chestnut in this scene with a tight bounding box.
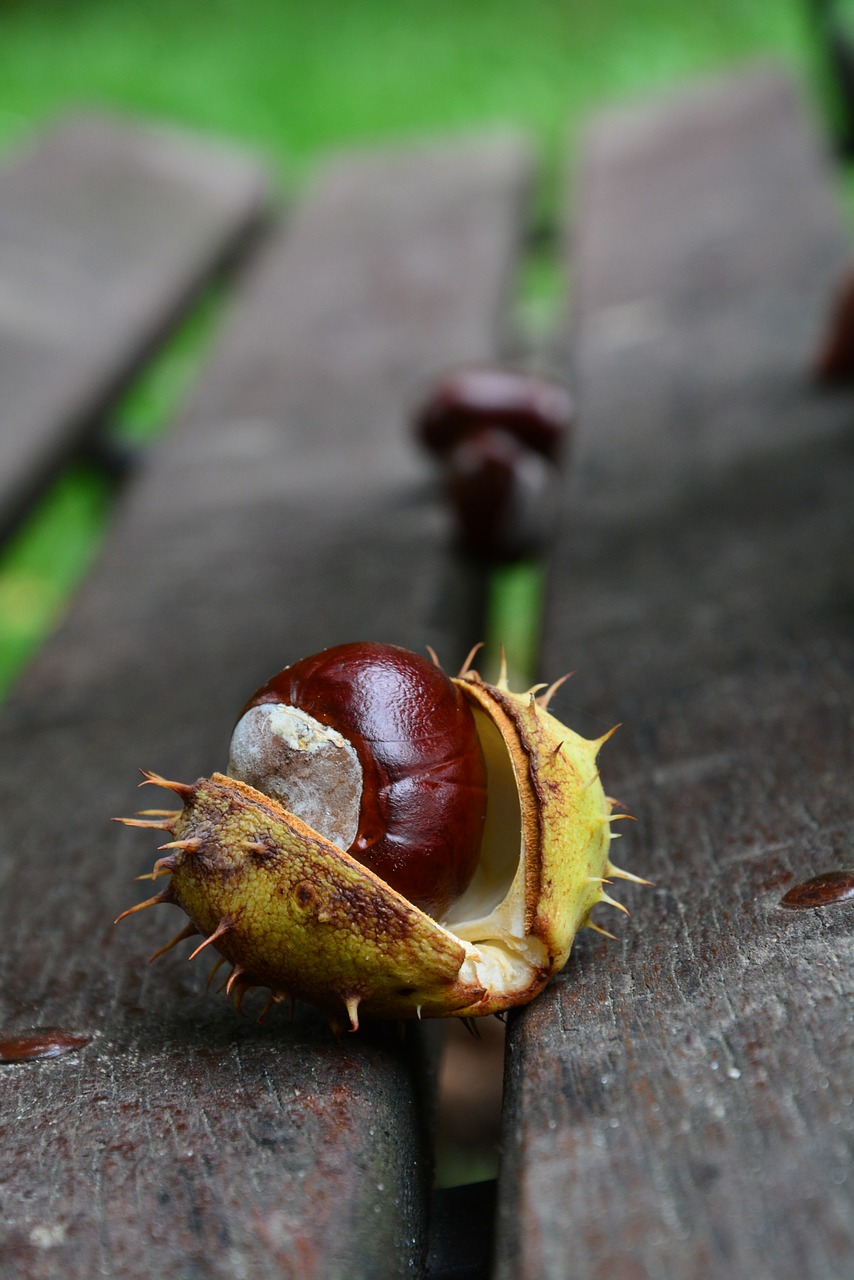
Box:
[414,366,572,561]
[445,426,560,561]
[228,642,488,917]
[813,267,854,382]
[415,365,573,464]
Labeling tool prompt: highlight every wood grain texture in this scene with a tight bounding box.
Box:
[567,64,852,519]
[0,133,532,1278]
[496,66,854,1280]
[0,111,269,540]
[177,133,530,492]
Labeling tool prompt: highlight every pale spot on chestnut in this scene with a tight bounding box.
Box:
[228,703,362,851]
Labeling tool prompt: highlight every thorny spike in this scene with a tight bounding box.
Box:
[114,886,174,924]
[599,891,630,916]
[137,809,181,818]
[139,770,195,801]
[149,922,199,964]
[157,838,201,854]
[550,739,568,759]
[526,684,548,703]
[496,646,509,692]
[188,917,233,962]
[537,672,573,710]
[426,645,442,670]
[607,863,654,886]
[458,641,484,679]
[225,965,247,997]
[113,815,176,833]
[134,855,177,883]
[344,994,361,1032]
[460,1017,481,1039]
[258,990,287,1023]
[582,769,601,789]
[586,920,617,941]
[233,980,255,1017]
[242,840,269,855]
[207,956,227,989]
[591,724,621,753]
[607,813,637,823]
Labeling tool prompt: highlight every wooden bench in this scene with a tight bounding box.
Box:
[0,64,851,1279]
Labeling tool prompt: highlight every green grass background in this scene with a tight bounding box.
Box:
[0,0,839,693]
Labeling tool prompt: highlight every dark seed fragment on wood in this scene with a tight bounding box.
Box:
[0,1029,91,1063]
[780,870,854,910]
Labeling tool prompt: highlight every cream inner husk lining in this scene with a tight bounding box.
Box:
[441,707,549,988]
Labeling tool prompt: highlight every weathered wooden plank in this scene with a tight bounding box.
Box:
[177,134,529,491]
[496,67,854,1280]
[0,133,531,1279]
[0,111,268,540]
[568,64,852,518]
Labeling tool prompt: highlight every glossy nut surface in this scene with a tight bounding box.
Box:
[445,427,559,561]
[415,365,573,463]
[814,269,854,382]
[236,642,488,917]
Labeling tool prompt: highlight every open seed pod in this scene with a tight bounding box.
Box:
[116,642,643,1029]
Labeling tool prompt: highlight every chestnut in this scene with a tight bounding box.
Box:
[414,365,572,561]
[813,267,854,382]
[228,642,488,917]
[415,365,572,464]
[443,427,559,561]
[116,643,644,1029]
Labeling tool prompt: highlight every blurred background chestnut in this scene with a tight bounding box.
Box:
[414,365,573,562]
